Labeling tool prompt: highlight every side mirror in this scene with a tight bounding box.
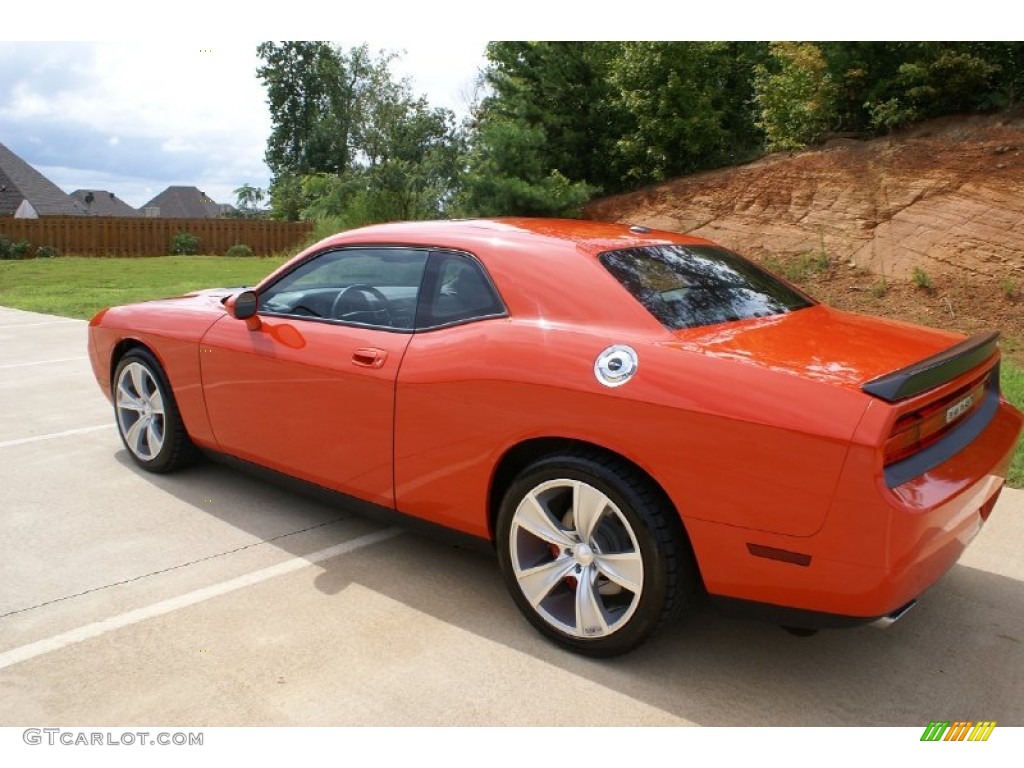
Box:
[226,290,261,330]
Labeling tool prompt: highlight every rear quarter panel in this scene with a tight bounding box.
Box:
[394,318,870,540]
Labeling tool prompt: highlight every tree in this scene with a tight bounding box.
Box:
[457,42,615,216]
[258,42,350,177]
[256,41,463,224]
[459,41,766,214]
[820,42,1022,134]
[232,184,266,218]
[608,42,765,184]
[754,42,838,150]
[456,117,594,217]
[256,40,1024,224]
[970,42,1024,106]
[887,46,999,126]
[353,61,463,222]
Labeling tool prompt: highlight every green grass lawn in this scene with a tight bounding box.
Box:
[0,255,289,320]
[1003,359,1024,487]
[1,254,1022,486]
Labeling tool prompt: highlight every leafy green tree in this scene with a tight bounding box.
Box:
[304,103,462,226]
[231,184,266,219]
[356,64,463,222]
[460,41,766,213]
[608,42,765,184]
[754,42,837,150]
[457,117,594,217]
[257,40,1024,224]
[364,116,462,221]
[258,42,351,177]
[267,173,305,221]
[256,41,463,224]
[821,42,1022,134]
[819,42,914,133]
[969,42,1024,106]
[890,47,998,121]
[456,42,614,215]
[482,42,622,191]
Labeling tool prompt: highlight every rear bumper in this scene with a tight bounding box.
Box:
[689,397,1023,623]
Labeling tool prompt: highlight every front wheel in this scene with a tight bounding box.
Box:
[496,451,694,657]
[113,349,196,473]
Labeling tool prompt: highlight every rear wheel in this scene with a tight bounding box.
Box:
[113,349,196,473]
[496,451,694,657]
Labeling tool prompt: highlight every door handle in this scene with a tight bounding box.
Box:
[352,347,388,368]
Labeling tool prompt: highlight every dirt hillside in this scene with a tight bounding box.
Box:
[585,113,1024,360]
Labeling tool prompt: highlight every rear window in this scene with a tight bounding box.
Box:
[600,244,814,330]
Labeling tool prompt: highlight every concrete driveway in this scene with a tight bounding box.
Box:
[1,305,1022,726]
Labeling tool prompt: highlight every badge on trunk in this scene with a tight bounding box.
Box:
[946,395,974,424]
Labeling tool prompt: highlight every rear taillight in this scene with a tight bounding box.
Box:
[884,373,989,466]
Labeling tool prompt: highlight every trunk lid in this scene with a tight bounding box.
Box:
[670,305,969,392]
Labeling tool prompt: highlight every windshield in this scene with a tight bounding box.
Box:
[600,244,815,330]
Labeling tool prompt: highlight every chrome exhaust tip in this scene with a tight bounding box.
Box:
[871,599,917,628]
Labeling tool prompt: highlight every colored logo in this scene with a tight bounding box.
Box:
[920,721,996,741]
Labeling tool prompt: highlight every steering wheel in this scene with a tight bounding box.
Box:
[330,284,393,325]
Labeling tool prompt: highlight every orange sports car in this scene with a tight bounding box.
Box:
[88,219,1023,656]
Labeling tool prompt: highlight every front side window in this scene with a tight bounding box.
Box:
[600,244,815,330]
[260,248,428,330]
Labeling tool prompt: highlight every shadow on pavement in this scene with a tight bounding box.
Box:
[120,451,1024,726]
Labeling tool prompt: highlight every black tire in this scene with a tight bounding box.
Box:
[112,348,196,473]
[496,450,695,657]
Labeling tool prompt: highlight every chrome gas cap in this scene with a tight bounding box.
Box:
[594,345,638,387]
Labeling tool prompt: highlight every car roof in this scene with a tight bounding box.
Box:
[318,217,714,260]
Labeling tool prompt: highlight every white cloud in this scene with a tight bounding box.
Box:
[5,82,55,119]
[1,42,272,205]
[386,38,488,117]
[160,137,199,154]
[0,39,489,209]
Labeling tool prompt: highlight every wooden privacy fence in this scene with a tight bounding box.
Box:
[0,217,315,256]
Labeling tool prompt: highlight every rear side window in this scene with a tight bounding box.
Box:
[600,244,814,330]
[415,251,505,329]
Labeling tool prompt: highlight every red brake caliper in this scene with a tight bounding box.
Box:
[551,543,578,589]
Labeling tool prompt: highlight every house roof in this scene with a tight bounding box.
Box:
[0,141,87,216]
[139,186,223,218]
[71,189,141,217]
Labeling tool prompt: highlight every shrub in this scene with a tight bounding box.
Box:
[761,250,830,284]
[0,235,32,260]
[35,245,60,258]
[867,97,917,133]
[225,243,254,257]
[311,215,348,244]
[169,232,201,255]
[912,266,933,291]
[1000,279,1019,301]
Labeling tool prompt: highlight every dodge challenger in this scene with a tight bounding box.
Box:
[88,219,1023,656]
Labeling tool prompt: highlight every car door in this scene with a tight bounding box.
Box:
[393,249,509,534]
[199,246,429,508]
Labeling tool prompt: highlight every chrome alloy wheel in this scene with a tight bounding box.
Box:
[115,362,166,461]
[509,479,644,638]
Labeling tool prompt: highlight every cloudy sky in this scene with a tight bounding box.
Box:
[0,40,487,209]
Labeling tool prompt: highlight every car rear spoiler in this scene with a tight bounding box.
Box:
[862,331,1000,402]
